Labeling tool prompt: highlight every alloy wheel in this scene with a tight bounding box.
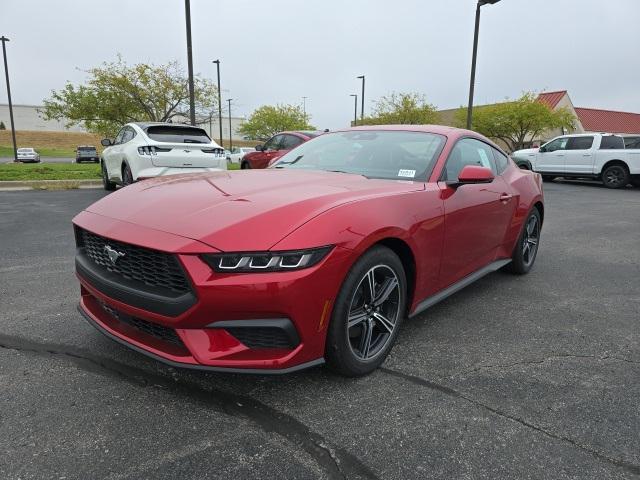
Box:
[347,265,401,360]
[522,215,540,266]
[604,166,625,188]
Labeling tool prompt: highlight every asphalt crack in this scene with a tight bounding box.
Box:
[380,367,640,477]
[455,353,640,376]
[0,334,378,480]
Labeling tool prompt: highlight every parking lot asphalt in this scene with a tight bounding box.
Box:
[0,181,639,480]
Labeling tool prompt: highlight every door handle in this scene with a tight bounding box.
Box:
[500,193,513,202]
[582,153,592,156]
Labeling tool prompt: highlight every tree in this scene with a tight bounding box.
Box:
[0,121,5,130]
[454,92,576,152]
[359,92,440,125]
[42,57,218,136]
[239,104,314,140]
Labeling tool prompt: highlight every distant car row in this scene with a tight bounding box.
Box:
[14,146,99,163]
[511,133,640,188]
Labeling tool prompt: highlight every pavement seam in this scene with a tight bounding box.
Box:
[380,367,640,477]
[0,334,378,480]
[455,353,640,376]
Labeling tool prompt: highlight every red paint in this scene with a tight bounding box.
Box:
[74,125,543,372]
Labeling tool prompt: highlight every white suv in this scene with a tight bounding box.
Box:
[100,122,226,191]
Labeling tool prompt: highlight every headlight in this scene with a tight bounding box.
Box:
[201,246,333,273]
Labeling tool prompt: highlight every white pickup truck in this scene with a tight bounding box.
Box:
[511,133,640,188]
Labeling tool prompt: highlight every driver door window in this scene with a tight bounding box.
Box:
[264,135,284,151]
[442,138,496,181]
[542,137,568,152]
[113,128,126,145]
[538,137,568,172]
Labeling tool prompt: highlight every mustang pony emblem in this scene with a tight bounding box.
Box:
[104,245,125,264]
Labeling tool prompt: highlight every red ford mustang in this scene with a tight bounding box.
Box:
[74,125,543,376]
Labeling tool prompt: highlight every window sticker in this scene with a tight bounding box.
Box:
[398,169,416,178]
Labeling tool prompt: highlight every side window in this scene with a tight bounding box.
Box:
[264,135,283,151]
[113,128,126,145]
[542,137,569,152]
[566,136,594,150]
[623,136,640,149]
[443,138,496,181]
[281,135,304,150]
[121,127,135,144]
[492,148,510,175]
[599,136,625,149]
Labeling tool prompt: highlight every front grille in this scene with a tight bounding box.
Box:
[100,302,183,347]
[78,228,190,294]
[225,327,295,349]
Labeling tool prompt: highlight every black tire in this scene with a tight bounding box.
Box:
[506,208,541,275]
[101,162,116,191]
[541,175,556,182]
[517,162,530,170]
[631,177,640,188]
[325,246,407,377]
[601,164,630,189]
[241,161,251,169]
[122,163,134,186]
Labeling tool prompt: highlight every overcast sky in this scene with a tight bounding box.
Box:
[2,0,639,129]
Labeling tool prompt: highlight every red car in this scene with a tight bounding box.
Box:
[241,130,322,169]
[74,125,543,376]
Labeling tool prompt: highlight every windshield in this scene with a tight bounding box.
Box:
[272,130,445,181]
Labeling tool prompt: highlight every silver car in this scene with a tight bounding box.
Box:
[17,148,41,163]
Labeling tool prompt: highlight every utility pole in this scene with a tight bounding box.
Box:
[227,98,233,150]
[357,75,365,121]
[212,60,223,145]
[1,36,17,163]
[302,96,307,118]
[184,0,196,125]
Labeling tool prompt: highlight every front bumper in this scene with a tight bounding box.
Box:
[74,212,353,372]
[136,166,226,180]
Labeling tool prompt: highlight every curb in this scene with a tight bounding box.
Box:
[0,179,102,191]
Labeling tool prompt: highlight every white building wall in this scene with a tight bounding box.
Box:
[0,104,85,132]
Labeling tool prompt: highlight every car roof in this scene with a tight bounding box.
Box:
[131,122,207,131]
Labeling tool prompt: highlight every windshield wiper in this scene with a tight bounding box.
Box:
[274,155,304,168]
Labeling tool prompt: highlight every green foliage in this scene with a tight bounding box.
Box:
[239,104,314,140]
[455,92,576,151]
[0,121,6,130]
[359,92,440,126]
[42,57,218,137]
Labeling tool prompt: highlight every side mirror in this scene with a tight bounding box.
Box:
[101,138,113,147]
[255,144,263,151]
[448,165,494,188]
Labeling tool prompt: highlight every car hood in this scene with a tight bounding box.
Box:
[511,148,538,158]
[85,169,423,251]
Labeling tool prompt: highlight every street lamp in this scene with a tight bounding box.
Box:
[357,75,365,121]
[212,60,223,145]
[350,94,358,126]
[227,98,233,150]
[302,96,307,118]
[0,36,17,163]
[466,0,501,130]
[184,0,196,125]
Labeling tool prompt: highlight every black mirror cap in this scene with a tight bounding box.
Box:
[101,138,113,147]
[255,144,263,151]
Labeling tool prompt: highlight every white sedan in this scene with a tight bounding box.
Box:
[17,148,41,163]
[226,147,256,164]
[100,122,227,191]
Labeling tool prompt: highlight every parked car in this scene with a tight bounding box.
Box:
[73,125,544,376]
[75,145,99,163]
[241,131,323,169]
[226,146,256,164]
[511,133,640,188]
[16,148,40,163]
[99,122,226,191]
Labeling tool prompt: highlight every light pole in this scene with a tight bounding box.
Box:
[302,96,307,118]
[227,98,233,150]
[184,0,196,125]
[212,59,223,145]
[357,75,365,121]
[1,36,17,163]
[466,0,501,130]
[350,94,358,126]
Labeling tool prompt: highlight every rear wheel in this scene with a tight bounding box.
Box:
[325,246,406,377]
[541,175,556,182]
[241,161,251,169]
[601,164,629,189]
[101,162,116,191]
[122,163,134,186]
[506,208,541,275]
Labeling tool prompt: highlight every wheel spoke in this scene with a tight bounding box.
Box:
[348,309,368,329]
[365,269,376,303]
[359,321,373,358]
[528,237,538,246]
[373,277,398,306]
[372,312,394,333]
[522,241,530,259]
